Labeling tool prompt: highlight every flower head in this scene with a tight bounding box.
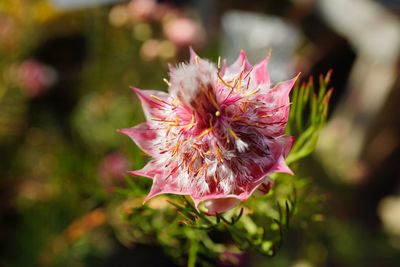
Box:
[120,49,297,214]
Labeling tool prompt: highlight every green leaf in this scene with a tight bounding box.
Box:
[188,238,199,267]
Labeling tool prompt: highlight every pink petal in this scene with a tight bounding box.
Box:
[131,87,170,120]
[250,57,270,87]
[256,178,274,195]
[278,135,294,157]
[203,198,241,215]
[269,74,299,107]
[269,135,294,175]
[144,174,189,203]
[189,47,199,63]
[273,156,293,175]
[225,50,252,79]
[118,122,157,155]
[192,177,270,214]
[257,75,299,135]
[189,47,209,66]
[238,176,273,200]
[128,159,162,179]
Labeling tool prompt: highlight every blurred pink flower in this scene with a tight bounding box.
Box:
[120,49,297,214]
[98,152,129,192]
[163,17,205,47]
[219,250,248,267]
[17,59,57,97]
[127,0,157,22]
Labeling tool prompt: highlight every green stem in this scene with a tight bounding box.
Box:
[188,237,199,267]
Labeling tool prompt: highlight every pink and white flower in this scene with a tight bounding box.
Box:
[120,49,298,214]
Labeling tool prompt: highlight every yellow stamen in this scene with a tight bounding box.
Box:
[215,111,221,117]
[163,78,171,86]
[217,72,232,88]
[193,144,205,158]
[187,113,195,129]
[242,88,260,97]
[241,101,249,112]
[227,127,239,140]
[231,77,238,91]
[260,114,273,118]
[172,142,180,156]
[150,94,173,107]
[207,90,218,109]
[188,154,197,172]
[172,97,180,106]
[150,94,164,102]
[237,73,243,91]
[246,121,261,127]
[198,128,212,139]
[151,118,175,123]
[232,116,246,121]
[214,144,223,163]
[181,139,191,146]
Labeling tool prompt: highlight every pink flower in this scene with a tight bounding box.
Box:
[127,0,157,22]
[17,59,57,98]
[163,17,205,47]
[219,250,248,267]
[120,49,297,214]
[98,152,129,192]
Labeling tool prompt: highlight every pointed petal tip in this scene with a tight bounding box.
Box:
[129,86,141,94]
[128,169,155,179]
[129,86,145,98]
[118,127,141,137]
[251,57,271,85]
[143,190,159,204]
[284,167,294,176]
[272,73,300,93]
[276,157,294,175]
[143,195,151,204]
[290,135,295,145]
[266,48,272,59]
[130,86,152,99]
[118,128,130,135]
[189,46,199,62]
[238,49,247,62]
[127,170,137,176]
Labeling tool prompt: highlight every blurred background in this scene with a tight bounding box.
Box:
[0,0,399,266]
